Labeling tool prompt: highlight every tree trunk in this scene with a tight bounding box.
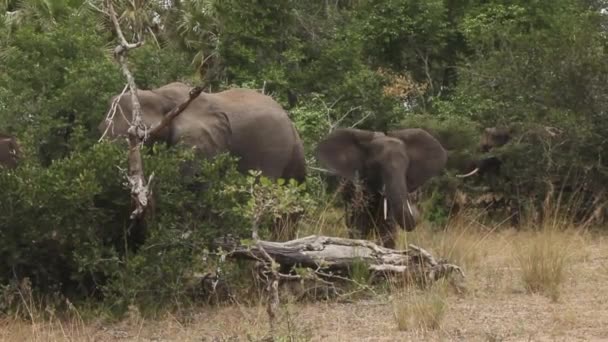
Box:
[213,235,465,285]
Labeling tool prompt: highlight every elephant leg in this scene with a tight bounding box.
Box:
[270,210,303,241]
[371,197,398,249]
[346,207,373,240]
[378,224,397,249]
[348,192,397,247]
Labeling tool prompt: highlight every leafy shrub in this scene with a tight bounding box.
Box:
[0,136,319,314]
[0,12,123,164]
[0,143,233,304]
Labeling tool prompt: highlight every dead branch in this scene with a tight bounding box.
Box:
[148,86,205,138]
[250,214,281,334]
[213,235,465,287]
[99,83,129,142]
[349,111,372,129]
[331,105,362,130]
[104,1,204,220]
[105,0,149,219]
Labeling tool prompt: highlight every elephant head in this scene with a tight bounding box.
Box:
[315,128,447,246]
[456,126,512,178]
[98,82,191,145]
[0,133,20,169]
[98,82,234,160]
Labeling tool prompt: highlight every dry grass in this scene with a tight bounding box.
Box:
[297,204,350,238]
[2,208,607,341]
[511,201,589,302]
[392,282,449,332]
[513,227,574,301]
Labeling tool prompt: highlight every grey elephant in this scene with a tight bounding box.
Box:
[99,82,306,183]
[98,82,307,238]
[456,126,512,178]
[315,128,447,248]
[0,132,20,169]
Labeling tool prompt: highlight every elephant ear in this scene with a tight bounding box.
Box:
[315,128,376,180]
[387,128,448,191]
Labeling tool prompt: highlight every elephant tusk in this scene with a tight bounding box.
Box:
[382,184,387,220]
[383,197,388,220]
[456,167,480,178]
[406,199,413,217]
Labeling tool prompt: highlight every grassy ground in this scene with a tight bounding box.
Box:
[2,212,607,341]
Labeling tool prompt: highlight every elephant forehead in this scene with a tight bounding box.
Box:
[372,136,405,148]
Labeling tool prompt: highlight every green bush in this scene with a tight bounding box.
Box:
[0,137,319,314]
[0,142,240,306]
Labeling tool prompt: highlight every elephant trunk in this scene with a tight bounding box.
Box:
[384,175,417,231]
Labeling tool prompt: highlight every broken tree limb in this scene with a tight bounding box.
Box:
[213,235,465,285]
[148,86,205,139]
[106,0,149,219]
[104,2,204,220]
[249,213,280,334]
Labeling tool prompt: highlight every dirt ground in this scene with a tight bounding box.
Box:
[1,228,607,342]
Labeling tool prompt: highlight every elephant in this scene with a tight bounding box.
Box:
[457,124,565,179]
[456,126,511,178]
[99,81,306,182]
[315,128,448,248]
[0,132,20,169]
[98,82,307,238]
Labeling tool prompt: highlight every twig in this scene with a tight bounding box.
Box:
[307,166,332,174]
[251,217,280,335]
[315,95,343,133]
[349,112,372,129]
[331,106,362,131]
[314,270,378,296]
[99,83,129,142]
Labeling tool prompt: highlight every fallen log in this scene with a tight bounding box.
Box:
[213,235,464,286]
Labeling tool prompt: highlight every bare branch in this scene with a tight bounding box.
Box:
[99,83,129,142]
[331,106,362,130]
[349,112,372,129]
[416,48,434,94]
[107,1,141,51]
[148,86,205,138]
[307,166,332,174]
[105,0,149,219]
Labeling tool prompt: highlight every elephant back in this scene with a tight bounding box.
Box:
[170,88,303,181]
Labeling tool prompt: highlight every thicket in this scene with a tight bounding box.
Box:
[1,0,608,313]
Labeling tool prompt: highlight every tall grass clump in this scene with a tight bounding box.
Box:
[392,281,449,332]
[401,208,499,271]
[513,197,585,302]
[514,228,571,301]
